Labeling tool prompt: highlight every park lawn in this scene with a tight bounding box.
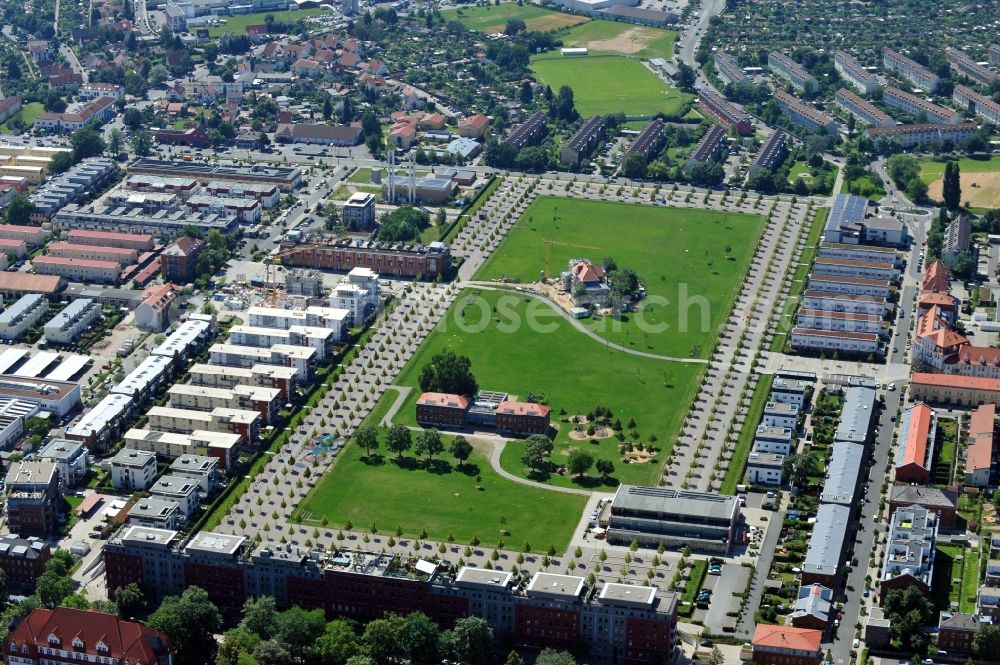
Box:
[842,174,886,202]
[441,3,589,33]
[208,8,328,36]
[771,207,829,352]
[559,20,676,59]
[475,196,765,359]
[720,374,775,493]
[530,54,691,117]
[787,161,814,183]
[0,102,44,133]
[349,167,374,184]
[297,390,586,551]
[919,154,1000,183]
[389,289,704,490]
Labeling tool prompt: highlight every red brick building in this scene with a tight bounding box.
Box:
[5,607,173,665]
[937,612,977,654]
[751,625,823,665]
[496,400,550,435]
[888,485,958,529]
[416,392,469,428]
[154,125,210,148]
[0,535,51,589]
[280,238,451,279]
[160,236,203,283]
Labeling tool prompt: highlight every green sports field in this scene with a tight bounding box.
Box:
[531,54,690,117]
[919,155,1000,183]
[475,197,766,359]
[559,19,676,59]
[920,155,1000,210]
[387,289,704,490]
[441,3,589,33]
[207,8,328,36]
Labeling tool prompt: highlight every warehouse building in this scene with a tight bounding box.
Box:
[129,159,302,192]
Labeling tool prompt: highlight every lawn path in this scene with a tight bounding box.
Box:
[380,386,412,426]
[465,283,710,364]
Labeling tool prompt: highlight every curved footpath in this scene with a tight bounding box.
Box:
[463,282,710,364]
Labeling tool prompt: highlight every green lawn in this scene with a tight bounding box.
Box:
[559,20,676,59]
[349,167,374,184]
[441,3,589,33]
[208,8,328,36]
[530,54,691,117]
[960,543,982,613]
[475,197,766,359]
[770,207,829,353]
[787,161,813,183]
[721,374,775,493]
[388,289,703,490]
[0,102,44,133]
[919,155,1000,184]
[297,390,586,551]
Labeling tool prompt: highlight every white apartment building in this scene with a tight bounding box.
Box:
[167,383,280,425]
[0,294,48,342]
[36,438,88,486]
[953,85,1000,124]
[46,242,138,266]
[329,267,380,327]
[753,425,793,455]
[169,454,219,494]
[128,498,182,530]
[833,51,879,94]
[31,256,121,283]
[882,87,961,124]
[78,83,123,100]
[209,343,316,378]
[149,475,200,516]
[790,327,883,355]
[714,51,749,86]
[817,242,898,265]
[800,291,888,317]
[109,448,158,491]
[145,406,260,443]
[811,258,898,281]
[228,324,336,361]
[205,181,280,208]
[746,452,784,485]
[342,192,376,229]
[186,363,299,402]
[882,47,940,92]
[245,305,350,342]
[945,47,998,86]
[834,88,895,128]
[773,91,837,133]
[43,298,100,345]
[768,51,818,93]
[794,309,885,335]
[866,122,979,149]
[123,428,240,470]
[807,274,893,297]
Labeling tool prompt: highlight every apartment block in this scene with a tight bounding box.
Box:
[34,96,115,133]
[187,363,298,403]
[123,428,239,470]
[991,44,1000,67]
[749,130,787,174]
[685,125,728,168]
[800,290,887,317]
[774,91,837,133]
[882,87,961,124]
[768,51,818,93]
[128,497,182,530]
[328,267,380,327]
[342,191,376,229]
[31,256,121,284]
[866,122,979,149]
[624,119,666,162]
[185,194,262,223]
[0,224,49,246]
[806,274,892,297]
[204,180,280,207]
[834,88,894,128]
[833,51,879,94]
[0,294,48,342]
[965,403,994,487]
[0,534,51,588]
[228,324,336,361]
[606,486,740,554]
[52,203,239,240]
[762,402,799,429]
[769,377,812,408]
[790,328,882,356]
[811,257,898,281]
[4,461,59,536]
[29,157,119,221]
[167,384,280,426]
[46,242,138,266]
[794,309,885,336]
[882,47,939,92]
[697,88,752,135]
[879,505,938,602]
[245,305,351,342]
[67,229,156,251]
[169,454,219,494]
[502,111,547,150]
[36,438,88,486]
[945,47,998,86]
[278,237,450,279]
[43,298,100,345]
[714,51,749,86]
[65,393,133,452]
[209,343,316,379]
[953,85,1000,125]
[560,115,607,166]
[109,448,158,491]
[148,475,200,517]
[145,406,260,444]
[753,425,793,455]
[746,452,783,485]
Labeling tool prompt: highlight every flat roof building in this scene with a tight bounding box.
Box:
[109,448,158,491]
[43,298,100,345]
[123,428,239,470]
[0,293,48,342]
[607,485,740,553]
[880,505,938,602]
[129,158,301,192]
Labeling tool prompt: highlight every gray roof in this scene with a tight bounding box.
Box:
[128,498,180,520]
[36,438,86,461]
[828,194,868,232]
[764,401,799,416]
[803,503,851,576]
[939,612,979,631]
[791,584,832,622]
[756,425,792,441]
[772,377,812,394]
[109,448,157,468]
[611,485,739,522]
[889,485,957,509]
[820,441,864,505]
[747,452,784,468]
[835,385,876,444]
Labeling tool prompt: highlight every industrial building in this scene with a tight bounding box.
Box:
[606,485,740,553]
[128,159,302,192]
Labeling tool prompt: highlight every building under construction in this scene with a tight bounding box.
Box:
[277,237,452,279]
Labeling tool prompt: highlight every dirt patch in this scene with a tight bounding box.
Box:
[524,13,589,32]
[575,27,660,55]
[927,172,1000,209]
[623,450,655,464]
[568,425,614,440]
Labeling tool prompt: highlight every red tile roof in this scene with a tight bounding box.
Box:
[417,392,469,409]
[911,373,1000,391]
[33,255,120,270]
[68,230,155,244]
[498,400,550,418]
[8,608,172,665]
[922,260,949,293]
[968,403,995,475]
[901,403,934,468]
[461,114,489,130]
[752,624,822,652]
[0,272,63,294]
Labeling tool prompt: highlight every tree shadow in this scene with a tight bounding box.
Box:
[361,453,386,466]
[392,456,421,471]
[456,462,481,477]
[422,458,453,475]
[572,474,620,488]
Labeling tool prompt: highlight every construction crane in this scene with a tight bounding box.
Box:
[265,244,319,306]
